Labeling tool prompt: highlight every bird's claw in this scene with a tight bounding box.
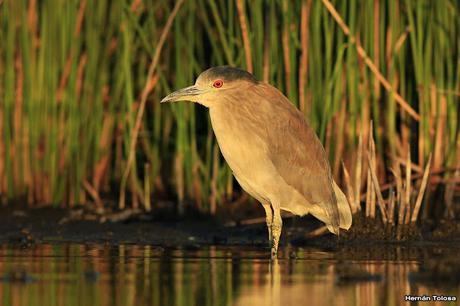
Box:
[270,247,277,259]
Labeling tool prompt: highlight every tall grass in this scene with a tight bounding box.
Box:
[0,0,458,220]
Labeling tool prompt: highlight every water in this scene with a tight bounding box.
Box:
[0,244,458,306]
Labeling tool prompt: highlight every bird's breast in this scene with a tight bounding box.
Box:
[209,106,274,202]
[209,106,265,172]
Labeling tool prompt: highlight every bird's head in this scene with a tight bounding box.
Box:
[160,66,258,107]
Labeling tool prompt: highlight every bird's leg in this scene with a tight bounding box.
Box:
[271,207,282,259]
[262,203,273,246]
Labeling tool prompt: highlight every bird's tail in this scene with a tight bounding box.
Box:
[310,180,353,235]
[332,180,352,230]
[323,181,353,234]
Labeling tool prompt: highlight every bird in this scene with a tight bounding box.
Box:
[161,66,352,257]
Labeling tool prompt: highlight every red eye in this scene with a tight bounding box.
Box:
[213,80,223,88]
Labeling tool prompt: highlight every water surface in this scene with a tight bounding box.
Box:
[0,244,458,306]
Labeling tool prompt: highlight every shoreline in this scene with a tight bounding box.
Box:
[0,206,458,248]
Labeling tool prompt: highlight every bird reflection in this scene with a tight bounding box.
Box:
[268,258,281,306]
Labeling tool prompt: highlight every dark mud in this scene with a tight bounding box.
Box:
[0,205,458,250]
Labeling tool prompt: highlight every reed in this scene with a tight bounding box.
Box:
[342,120,434,228]
[0,0,458,223]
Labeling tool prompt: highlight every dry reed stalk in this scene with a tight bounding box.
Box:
[281,0,291,97]
[225,216,265,227]
[93,115,115,191]
[411,154,432,222]
[418,126,425,171]
[225,211,291,227]
[298,0,312,114]
[333,102,346,178]
[210,144,219,215]
[398,199,405,225]
[400,118,410,159]
[371,136,377,219]
[119,0,184,209]
[0,102,4,198]
[27,0,39,49]
[325,120,332,158]
[262,12,270,83]
[56,0,87,103]
[394,28,410,55]
[354,132,363,211]
[393,131,403,158]
[365,168,372,217]
[307,226,329,237]
[357,38,372,120]
[83,180,103,208]
[364,122,373,217]
[436,88,460,96]
[320,0,420,121]
[68,189,75,207]
[225,165,234,199]
[436,176,460,184]
[23,120,33,205]
[385,26,392,68]
[144,163,151,212]
[368,164,459,199]
[174,153,184,215]
[236,0,253,73]
[390,166,405,225]
[373,0,380,100]
[0,46,3,197]
[367,154,388,223]
[403,149,412,224]
[32,160,42,203]
[388,189,395,224]
[394,156,423,173]
[342,162,357,213]
[362,98,371,158]
[130,0,142,13]
[75,53,87,101]
[433,95,447,170]
[430,83,437,139]
[79,191,87,208]
[58,114,66,175]
[13,48,23,190]
[130,172,140,209]
[369,122,376,218]
[192,162,203,210]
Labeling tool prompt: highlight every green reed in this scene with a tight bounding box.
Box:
[0,0,458,220]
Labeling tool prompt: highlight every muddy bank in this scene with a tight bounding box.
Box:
[0,205,458,249]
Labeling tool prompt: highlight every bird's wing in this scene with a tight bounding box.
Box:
[253,83,341,231]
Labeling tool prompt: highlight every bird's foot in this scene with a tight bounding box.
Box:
[270,237,279,259]
[270,247,278,259]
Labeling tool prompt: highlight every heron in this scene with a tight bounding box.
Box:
[161,66,352,257]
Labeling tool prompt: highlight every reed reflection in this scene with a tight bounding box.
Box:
[0,245,459,306]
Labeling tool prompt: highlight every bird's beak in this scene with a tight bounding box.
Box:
[160,85,209,103]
